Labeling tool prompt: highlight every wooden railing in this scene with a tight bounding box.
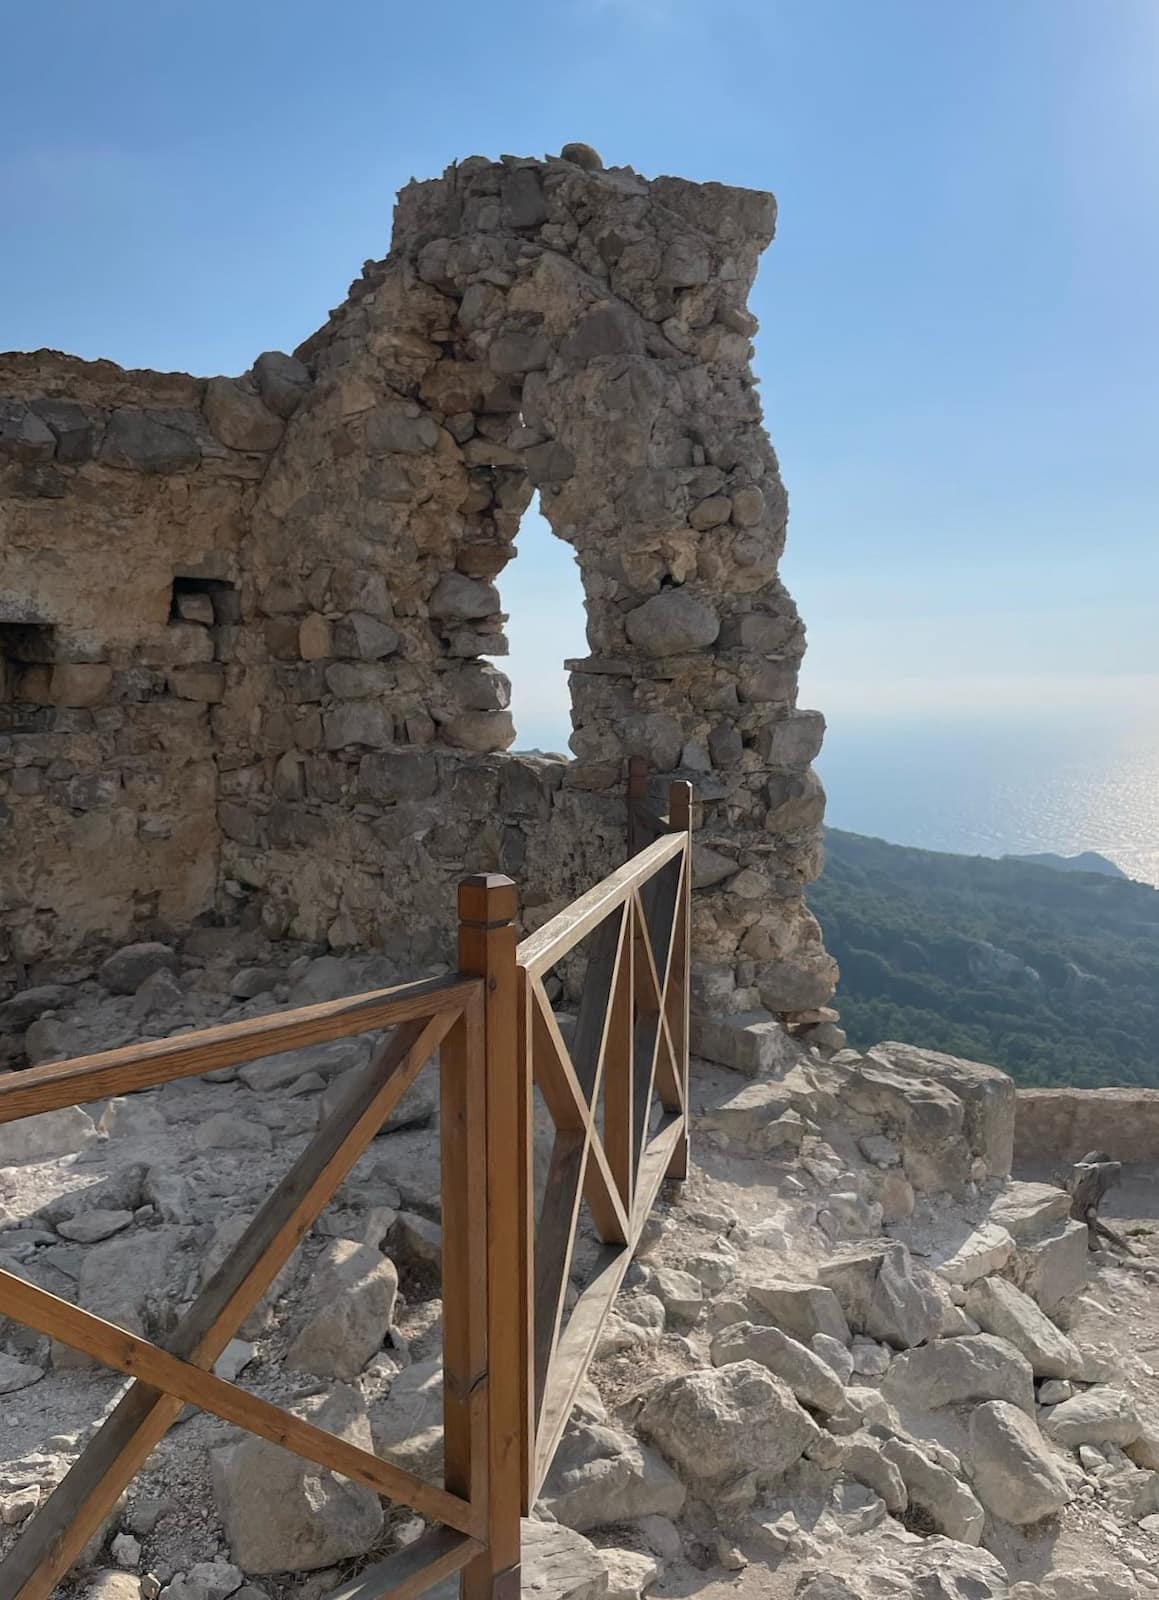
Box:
[516,780,691,1504]
[0,794,691,1600]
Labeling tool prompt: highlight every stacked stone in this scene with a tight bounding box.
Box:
[0,351,306,978]
[222,147,834,1010]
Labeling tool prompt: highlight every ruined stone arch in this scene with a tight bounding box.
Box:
[0,147,836,1037]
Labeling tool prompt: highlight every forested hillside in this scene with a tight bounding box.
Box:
[809,829,1159,1088]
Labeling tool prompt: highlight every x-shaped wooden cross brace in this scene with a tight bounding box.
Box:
[0,992,484,1600]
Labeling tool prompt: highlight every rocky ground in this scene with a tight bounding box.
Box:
[2,934,1158,1600]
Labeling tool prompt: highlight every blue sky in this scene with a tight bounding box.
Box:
[3,0,1157,755]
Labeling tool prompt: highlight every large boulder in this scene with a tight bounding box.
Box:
[870,1041,1016,1178]
[878,1437,985,1545]
[1043,1387,1141,1448]
[285,1240,398,1380]
[988,1181,1072,1241]
[537,1420,685,1531]
[709,1323,845,1414]
[969,1400,1071,1523]
[817,1243,942,1350]
[964,1276,1085,1379]
[55,1227,185,1368]
[210,1386,382,1573]
[882,1334,1035,1414]
[637,1360,819,1496]
[746,1280,851,1345]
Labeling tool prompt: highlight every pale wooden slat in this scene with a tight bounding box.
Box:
[0,973,476,1124]
[602,897,635,1214]
[327,1528,483,1600]
[0,1270,481,1539]
[516,833,684,979]
[0,1008,458,1600]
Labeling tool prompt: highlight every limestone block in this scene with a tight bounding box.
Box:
[710,1323,845,1414]
[882,1334,1035,1414]
[323,702,393,749]
[0,1106,96,1165]
[746,1280,851,1345]
[988,1181,1072,1242]
[968,1399,1070,1523]
[212,1386,382,1572]
[1011,1219,1089,1312]
[624,589,719,656]
[203,377,284,451]
[285,1239,398,1380]
[637,1360,820,1496]
[688,1009,798,1078]
[964,1276,1085,1379]
[333,611,400,659]
[298,613,332,659]
[1044,1387,1141,1448]
[371,1357,444,1480]
[870,1041,1016,1177]
[842,1436,907,1514]
[168,663,224,702]
[253,350,311,418]
[934,1223,1016,1286]
[428,573,500,621]
[818,1243,942,1350]
[537,1419,685,1531]
[878,1438,984,1545]
[99,407,201,472]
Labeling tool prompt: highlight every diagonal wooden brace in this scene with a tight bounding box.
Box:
[0,1007,457,1600]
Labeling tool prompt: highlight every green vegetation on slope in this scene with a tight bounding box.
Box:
[808,829,1159,1088]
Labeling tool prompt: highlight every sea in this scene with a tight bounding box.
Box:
[816,710,1159,889]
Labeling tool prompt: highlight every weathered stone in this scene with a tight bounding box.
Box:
[842,1436,907,1515]
[710,1323,845,1413]
[204,377,284,451]
[211,1386,383,1572]
[934,1223,1016,1286]
[878,1437,985,1545]
[537,1420,685,1531]
[0,1105,97,1165]
[1044,1387,1141,1447]
[818,1243,942,1350]
[253,350,311,418]
[964,1275,1086,1379]
[746,1280,851,1345]
[57,1209,134,1244]
[883,1333,1035,1413]
[625,590,719,656]
[988,1181,1072,1242]
[0,1352,44,1393]
[637,1360,819,1494]
[99,408,200,472]
[285,1239,398,1379]
[1010,1219,1089,1312]
[98,941,178,994]
[870,1041,1016,1177]
[689,1010,799,1079]
[371,1357,444,1480]
[969,1399,1070,1523]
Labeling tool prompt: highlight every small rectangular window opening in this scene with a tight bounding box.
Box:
[169,576,239,627]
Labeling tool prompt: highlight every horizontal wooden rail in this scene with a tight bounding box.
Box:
[516,832,684,978]
[0,1270,481,1539]
[330,1529,484,1600]
[0,972,477,1123]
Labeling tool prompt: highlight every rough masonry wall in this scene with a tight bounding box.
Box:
[0,352,289,973]
[1,148,836,1021]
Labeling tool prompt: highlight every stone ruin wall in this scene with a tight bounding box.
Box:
[0,147,837,1030]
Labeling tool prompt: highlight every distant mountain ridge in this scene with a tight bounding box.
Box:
[1008,849,1127,879]
[809,828,1159,1089]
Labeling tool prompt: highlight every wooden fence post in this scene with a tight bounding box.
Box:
[457,875,526,1600]
[665,782,692,1180]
